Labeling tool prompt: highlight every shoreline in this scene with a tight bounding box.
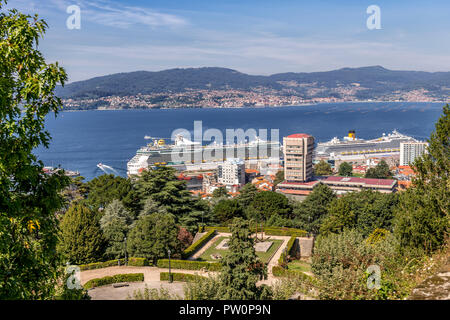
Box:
[61,100,448,112]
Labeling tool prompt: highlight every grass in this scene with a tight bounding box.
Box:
[198,236,283,264]
[287,259,312,273]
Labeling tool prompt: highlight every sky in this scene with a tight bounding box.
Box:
[5,0,450,82]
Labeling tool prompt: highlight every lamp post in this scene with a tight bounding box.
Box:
[168,248,173,283]
[124,236,127,266]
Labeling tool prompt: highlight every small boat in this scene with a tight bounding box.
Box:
[144,135,151,139]
[97,163,104,169]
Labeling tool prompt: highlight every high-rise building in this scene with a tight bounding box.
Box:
[400,142,428,166]
[283,134,314,182]
[217,158,245,189]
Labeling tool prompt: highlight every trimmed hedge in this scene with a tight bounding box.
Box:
[272,266,309,279]
[286,236,297,256]
[79,257,149,271]
[157,259,222,271]
[84,273,144,289]
[202,226,307,237]
[182,229,216,259]
[160,272,205,282]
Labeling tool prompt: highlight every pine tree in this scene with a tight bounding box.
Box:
[217,218,267,300]
[58,203,105,264]
[100,199,133,259]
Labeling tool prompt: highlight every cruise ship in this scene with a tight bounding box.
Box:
[315,130,418,158]
[127,134,281,176]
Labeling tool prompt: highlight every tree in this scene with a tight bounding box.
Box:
[338,162,353,177]
[58,203,105,265]
[86,174,140,215]
[236,183,259,207]
[247,191,291,222]
[127,212,181,264]
[365,160,392,179]
[0,1,70,299]
[393,105,449,254]
[320,190,398,236]
[135,167,197,219]
[212,186,229,198]
[314,160,333,176]
[293,183,336,234]
[274,170,285,186]
[177,227,193,250]
[217,218,267,300]
[213,199,245,225]
[100,199,134,259]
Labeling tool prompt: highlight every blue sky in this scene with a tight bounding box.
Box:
[6,0,450,82]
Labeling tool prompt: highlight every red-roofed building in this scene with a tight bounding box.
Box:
[277,176,397,200]
[283,133,314,182]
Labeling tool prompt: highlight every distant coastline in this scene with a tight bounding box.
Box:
[61,100,448,112]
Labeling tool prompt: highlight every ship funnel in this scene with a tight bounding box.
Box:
[348,130,356,140]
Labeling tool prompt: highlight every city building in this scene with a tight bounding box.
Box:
[400,142,428,166]
[283,133,314,182]
[277,176,398,200]
[217,158,246,190]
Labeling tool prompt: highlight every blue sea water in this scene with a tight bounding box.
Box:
[35,102,446,181]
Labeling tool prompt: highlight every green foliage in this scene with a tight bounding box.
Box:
[58,203,105,265]
[212,186,229,198]
[86,174,140,214]
[157,259,222,271]
[213,199,244,225]
[100,199,133,259]
[182,229,216,259]
[0,2,70,299]
[311,229,402,299]
[183,275,222,300]
[272,266,311,279]
[79,257,149,271]
[216,218,267,300]
[236,183,259,207]
[364,160,393,179]
[83,273,144,290]
[127,212,181,263]
[247,191,291,222]
[320,190,398,236]
[314,160,333,176]
[160,272,205,282]
[293,183,336,234]
[393,105,449,254]
[338,162,353,177]
[201,225,307,237]
[54,268,90,300]
[131,285,180,300]
[274,170,285,186]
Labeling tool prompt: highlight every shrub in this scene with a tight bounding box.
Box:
[84,273,144,289]
[157,259,221,271]
[182,229,216,259]
[160,272,205,282]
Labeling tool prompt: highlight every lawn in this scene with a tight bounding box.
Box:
[287,259,312,273]
[197,236,283,264]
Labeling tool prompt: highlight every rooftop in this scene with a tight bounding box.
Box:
[286,133,312,139]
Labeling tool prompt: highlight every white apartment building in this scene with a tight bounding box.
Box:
[400,142,428,166]
[217,158,245,189]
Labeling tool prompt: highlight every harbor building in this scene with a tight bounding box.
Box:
[283,133,314,182]
[218,158,245,190]
[400,142,428,166]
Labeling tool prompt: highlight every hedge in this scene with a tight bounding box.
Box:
[182,229,216,259]
[84,273,144,289]
[202,226,307,237]
[157,259,222,271]
[272,266,310,279]
[286,236,297,256]
[160,272,205,282]
[79,257,149,271]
